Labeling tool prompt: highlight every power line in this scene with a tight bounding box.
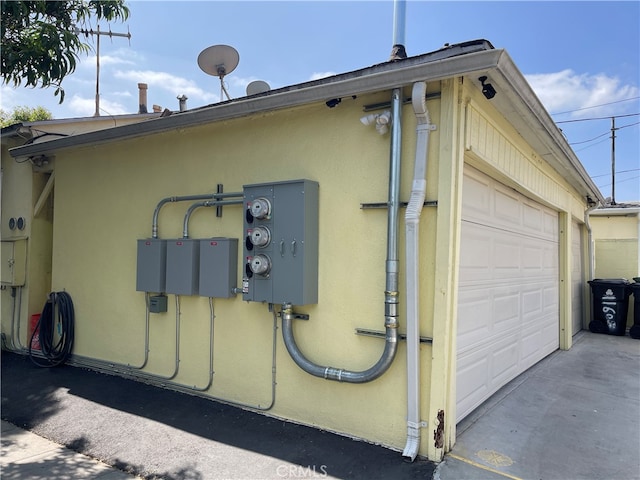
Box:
[573,137,610,153]
[551,96,639,116]
[570,131,610,145]
[556,112,639,124]
[592,168,640,179]
[569,121,640,145]
[597,175,640,189]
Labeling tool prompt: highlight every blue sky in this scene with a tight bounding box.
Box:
[2,1,639,201]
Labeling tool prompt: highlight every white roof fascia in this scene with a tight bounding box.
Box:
[590,207,640,216]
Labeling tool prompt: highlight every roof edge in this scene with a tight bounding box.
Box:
[9,43,502,160]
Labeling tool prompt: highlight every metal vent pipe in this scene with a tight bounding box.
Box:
[390,0,407,60]
[138,83,148,114]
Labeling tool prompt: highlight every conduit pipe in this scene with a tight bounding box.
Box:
[151,191,242,239]
[67,303,278,411]
[182,199,243,238]
[402,81,434,461]
[281,87,403,383]
[76,294,183,381]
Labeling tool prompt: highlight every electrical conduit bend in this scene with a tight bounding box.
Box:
[280,88,404,383]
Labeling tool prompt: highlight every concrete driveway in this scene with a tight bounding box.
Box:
[435,332,640,480]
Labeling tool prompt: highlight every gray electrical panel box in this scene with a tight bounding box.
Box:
[165,239,200,295]
[199,238,238,298]
[149,294,168,313]
[136,239,167,292]
[1,239,27,287]
[242,179,319,305]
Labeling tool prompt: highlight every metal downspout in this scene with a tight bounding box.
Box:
[281,88,403,383]
[402,81,433,461]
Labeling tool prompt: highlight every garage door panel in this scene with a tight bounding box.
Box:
[544,211,558,236]
[523,203,544,231]
[491,335,520,385]
[520,327,544,364]
[457,166,560,422]
[459,226,492,280]
[495,189,521,224]
[493,290,520,329]
[457,290,492,349]
[462,174,491,215]
[522,287,543,318]
[457,354,489,415]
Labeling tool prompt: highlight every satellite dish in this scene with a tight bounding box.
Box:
[197,44,239,100]
[246,80,271,96]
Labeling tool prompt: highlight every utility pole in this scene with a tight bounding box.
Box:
[610,116,617,205]
[76,25,131,116]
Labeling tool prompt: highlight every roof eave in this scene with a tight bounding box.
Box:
[8,48,504,160]
[482,52,605,204]
[9,45,602,205]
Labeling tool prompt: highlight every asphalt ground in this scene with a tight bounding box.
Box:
[1,351,436,480]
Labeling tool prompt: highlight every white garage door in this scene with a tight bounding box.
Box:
[456,167,560,422]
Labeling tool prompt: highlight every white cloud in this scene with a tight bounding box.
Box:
[526,70,639,118]
[309,71,336,81]
[0,85,22,111]
[68,94,128,116]
[75,48,140,75]
[114,69,217,103]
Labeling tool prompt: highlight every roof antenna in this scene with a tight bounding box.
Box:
[75,25,132,116]
[197,45,239,101]
[389,0,407,60]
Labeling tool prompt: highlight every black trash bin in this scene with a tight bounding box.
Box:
[588,279,631,336]
[629,281,640,339]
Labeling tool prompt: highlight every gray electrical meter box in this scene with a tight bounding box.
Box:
[1,239,27,287]
[199,237,238,298]
[242,179,319,305]
[136,239,167,292]
[165,239,200,296]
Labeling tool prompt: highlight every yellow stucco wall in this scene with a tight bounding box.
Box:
[591,213,639,327]
[1,141,53,350]
[3,78,592,460]
[45,87,442,454]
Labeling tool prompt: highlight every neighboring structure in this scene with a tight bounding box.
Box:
[590,202,640,328]
[2,40,603,461]
[1,112,161,344]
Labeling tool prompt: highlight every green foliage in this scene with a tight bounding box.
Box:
[0,105,53,127]
[1,1,129,103]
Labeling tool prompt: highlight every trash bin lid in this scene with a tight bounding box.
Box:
[588,278,631,285]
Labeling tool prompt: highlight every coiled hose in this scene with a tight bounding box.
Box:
[29,291,75,367]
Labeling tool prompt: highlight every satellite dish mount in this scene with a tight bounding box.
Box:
[197,45,239,101]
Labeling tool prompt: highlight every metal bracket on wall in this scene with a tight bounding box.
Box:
[216,184,224,217]
[362,92,441,112]
[278,311,310,321]
[355,328,433,343]
[360,201,438,210]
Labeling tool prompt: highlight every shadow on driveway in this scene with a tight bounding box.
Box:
[1,351,435,479]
